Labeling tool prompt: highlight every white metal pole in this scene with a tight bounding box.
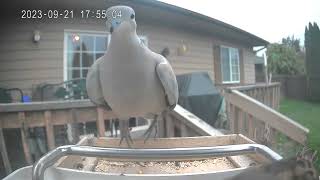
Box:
[263,52,269,85]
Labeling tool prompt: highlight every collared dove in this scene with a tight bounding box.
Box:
[86,5,179,145]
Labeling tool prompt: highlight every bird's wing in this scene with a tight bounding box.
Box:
[86,57,112,110]
[156,60,179,109]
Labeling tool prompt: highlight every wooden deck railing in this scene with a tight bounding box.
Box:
[0,100,218,175]
[223,84,309,150]
[0,100,117,174]
[227,83,281,109]
[0,82,310,175]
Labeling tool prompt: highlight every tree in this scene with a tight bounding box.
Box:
[282,35,301,52]
[266,43,304,75]
[305,22,320,101]
[305,22,320,77]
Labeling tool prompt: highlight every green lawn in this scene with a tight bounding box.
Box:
[279,98,320,170]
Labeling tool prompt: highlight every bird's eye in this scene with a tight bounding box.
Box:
[131,14,135,19]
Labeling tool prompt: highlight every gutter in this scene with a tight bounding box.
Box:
[133,0,269,46]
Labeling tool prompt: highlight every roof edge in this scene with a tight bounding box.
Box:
[132,0,269,46]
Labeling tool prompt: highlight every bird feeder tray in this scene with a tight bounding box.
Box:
[5,135,282,180]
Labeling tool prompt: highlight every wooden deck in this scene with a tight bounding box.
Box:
[0,83,309,176]
[0,99,219,174]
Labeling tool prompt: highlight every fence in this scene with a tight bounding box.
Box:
[256,75,320,101]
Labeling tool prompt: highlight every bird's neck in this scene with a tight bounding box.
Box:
[107,31,142,63]
[109,31,139,50]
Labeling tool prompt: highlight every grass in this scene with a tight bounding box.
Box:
[279,98,320,170]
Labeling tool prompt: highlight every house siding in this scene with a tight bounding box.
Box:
[242,49,256,84]
[0,18,256,97]
[138,22,215,79]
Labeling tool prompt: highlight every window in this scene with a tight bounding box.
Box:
[220,46,240,83]
[64,31,109,81]
[64,31,148,81]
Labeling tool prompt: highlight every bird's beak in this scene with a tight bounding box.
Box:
[110,19,122,33]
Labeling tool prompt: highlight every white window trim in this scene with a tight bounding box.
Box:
[220,45,240,84]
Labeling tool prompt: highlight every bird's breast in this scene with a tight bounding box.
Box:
[100,56,166,117]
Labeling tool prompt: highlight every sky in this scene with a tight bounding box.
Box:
[158,0,320,45]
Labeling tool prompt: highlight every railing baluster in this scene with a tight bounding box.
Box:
[18,112,32,164]
[238,109,244,135]
[68,109,80,144]
[0,127,12,174]
[44,111,55,150]
[229,104,238,133]
[247,114,254,139]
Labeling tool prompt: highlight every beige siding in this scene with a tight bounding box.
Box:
[138,23,214,80]
[243,49,256,84]
[0,17,256,96]
[0,19,215,96]
[0,20,107,95]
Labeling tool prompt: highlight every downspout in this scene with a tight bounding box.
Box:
[263,52,269,85]
[254,46,269,84]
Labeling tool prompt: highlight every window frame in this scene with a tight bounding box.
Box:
[220,45,240,84]
[63,29,110,82]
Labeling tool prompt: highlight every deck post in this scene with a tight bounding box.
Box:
[18,112,33,164]
[238,110,244,135]
[229,104,238,133]
[44,111,55,150]
[0,127,12,174]
[97,107,106,137]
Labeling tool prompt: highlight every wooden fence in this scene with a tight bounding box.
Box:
[223,83,309,151]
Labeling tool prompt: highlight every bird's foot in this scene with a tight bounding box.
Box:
[119,132,133,148]
[143,115,158,143]
[119,120,133,147]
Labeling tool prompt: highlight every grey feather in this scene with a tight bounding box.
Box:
[86,56,111,110]
[156,61,179,109]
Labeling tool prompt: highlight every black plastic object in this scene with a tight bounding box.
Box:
[36,78,87,101]
[0,87,23,103]
[176,72,223,127]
